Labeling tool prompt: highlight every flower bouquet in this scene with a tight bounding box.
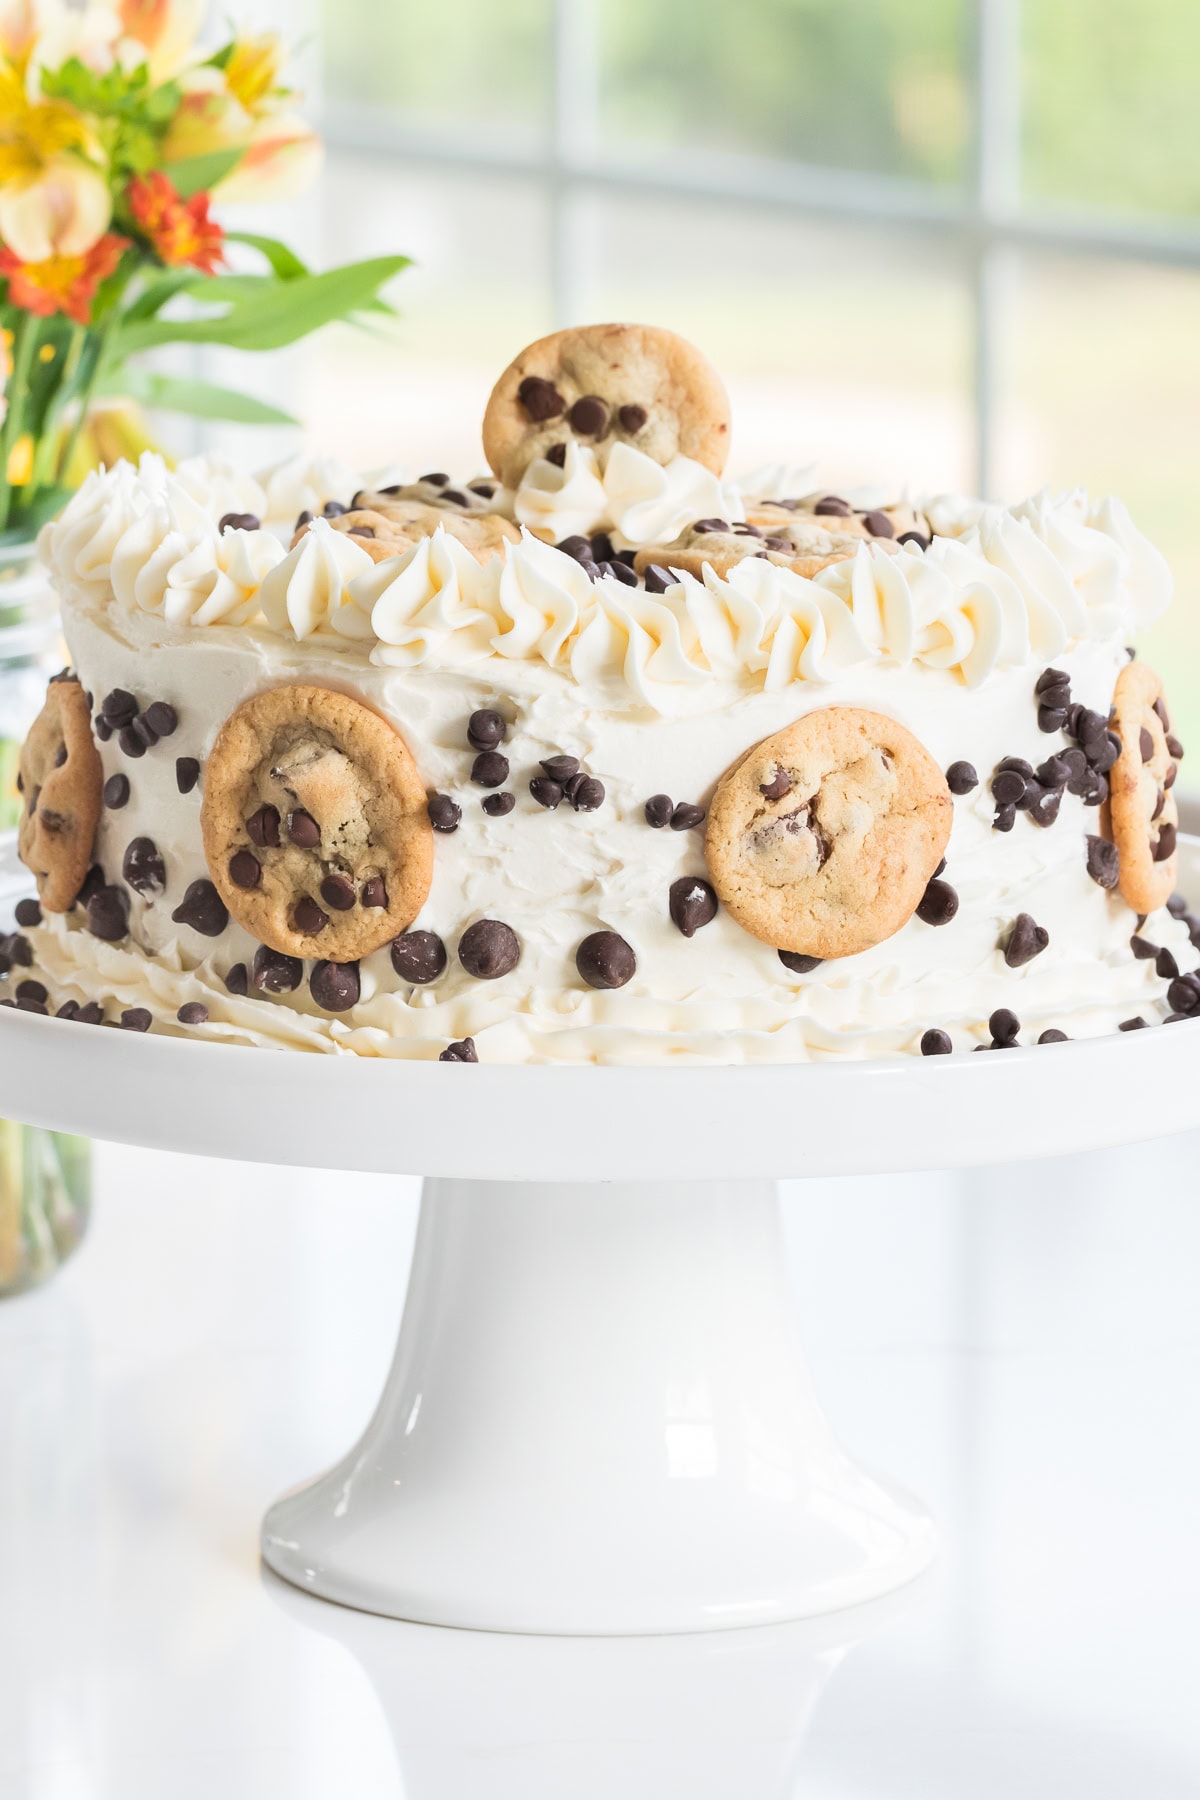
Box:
[0,0,409,541]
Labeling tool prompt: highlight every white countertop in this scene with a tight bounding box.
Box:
[2,1135,1199,1798]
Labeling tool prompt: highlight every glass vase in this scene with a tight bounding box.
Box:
[0,538,92,1298]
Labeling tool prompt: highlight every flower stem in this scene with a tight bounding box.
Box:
[0,311,38,534]
[31,323,86,492]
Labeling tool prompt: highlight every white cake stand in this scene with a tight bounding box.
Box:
[4,831,1200,1634]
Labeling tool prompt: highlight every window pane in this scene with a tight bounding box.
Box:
[1022,1,1200,216]
[320,0,552,150]
[995,256,1200,752]
[596,0,969,186]
[572,194,973,490]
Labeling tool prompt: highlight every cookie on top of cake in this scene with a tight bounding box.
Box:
[8,321,1196,1064]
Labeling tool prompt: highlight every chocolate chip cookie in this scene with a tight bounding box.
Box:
[201,685,434,961]
[16,675,103,912]
[743,494,931,546]
[633,516,867,582]
[482,323,731,488]
[297,503,518,566]
[1108,660,1179,913]
[705,707,952,959]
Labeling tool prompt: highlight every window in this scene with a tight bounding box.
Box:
[246,0,1200,735]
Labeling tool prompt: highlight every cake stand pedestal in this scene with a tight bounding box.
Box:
[5,832,1200,1633]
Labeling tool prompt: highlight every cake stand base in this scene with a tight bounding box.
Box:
[261,1178,935,1635]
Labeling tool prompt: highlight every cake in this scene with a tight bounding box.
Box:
[6,321,1198,1063]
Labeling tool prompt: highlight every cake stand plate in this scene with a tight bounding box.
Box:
[4,832,1200,1633]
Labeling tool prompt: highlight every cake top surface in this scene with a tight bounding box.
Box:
[39,322,1172,717]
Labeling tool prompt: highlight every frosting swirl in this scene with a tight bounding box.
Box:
[351,527,504,667]
[510,440,743,546]
[257,517,376,640]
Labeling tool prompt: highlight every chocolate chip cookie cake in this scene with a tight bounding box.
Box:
[8,322,1198,1062]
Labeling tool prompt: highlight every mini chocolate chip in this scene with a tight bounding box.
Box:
[76,1001,105,1026]
[990,1008,1020,1046]
[131,714,160,750]
[1037,705,1068,733]
[442,490,469,508]
[246,804,281,848]
[229,850,261,890]
[921,1028,952,1055]
[103,773,131,810]
[14,898,41,928]
[310,960,360,1013]
[1139,726,1155,761]
[293,897,328,935]
[540,754,580,782]
[570,776,606,812]
[759,766,792,801]
[1060,748,1090,794]
[779,950,822,974]
[1167,891,1189,916]
[322,500,347,518]
[295,510,312,528]
[991,769,1026,805]
[1118,1016,1147,1031]
[1168,975,1200,1014]
[917,878,959,927]
[946,761,978,794]
[556,535,594,565]
[1165,762,1178,789]
[643,564,679,594]
[123,837,167,895]
[94,715,113,741]
[530,776,564,809]
[419,472,449,486]
[467,708,506,751]
[143,701,177,738]
[56,1001,79,1021]
[545,443,568,467]
[482,791,516,817]
[101,688,137,724]
[1130,935,1158,959]
[1167,733,1185,759]
[472,750,510,788]
[1036,755,1071,788]
[252,946,303,993]
[361,876,388,908]
[118,726,146,759]
[177,1002,209,1026]
[1152,787,1166,821]
[861,509,895,538]
[320,873,356,911]
[1003,912,1049,967]
[644,794,674,828]
[670,802,705,831]
[87,885,129,942]
[669,876,717,938]
[287,809,321,848]
[16,980,47,1004]
[618,403,648,433]
[224,963,248,996]
[120,1008,152,1032]
[897,531,931,550]
[568,395,609,436]
[517,375,565,422]
[218,511,260,534]
[1029,788,1063,828]
[74,867,105,910]
[468,481,495,498]
[428,794,461,833]
[598,558,639,586]
[171,879,228,938]
[440,1037,479,1062]
[576,930,636,990]
[1038,1029,1069,1044]
[1153,695,1171,728]
[350,525,376,539]
[1156,947,1180,980]
[1155,823,1178,862]
[993,804,1016,832]
[459,918,521,979]
[814,495,852,516]
[691,517,729,535]
[53,744,67,767]
[1082,773,1108,807]
[1035,667,1071,696]
[175,757,200,795]
[391,930,447,984]
[1085,835,1120,888]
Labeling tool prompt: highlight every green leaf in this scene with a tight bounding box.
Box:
[225,231,310,281]
[103,367,298,425]
[110,254,412,355]
[163,147,245,198]
[121,269,196,323]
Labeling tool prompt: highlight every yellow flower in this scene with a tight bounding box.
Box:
[164,63,322,207]
[115,0,204,81]
[0,151,111,260]
[214,110,322,205]
[224,33,285,117]
[6,430,33,485]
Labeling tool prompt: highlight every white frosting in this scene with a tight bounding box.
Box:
[172,454,267,524]
[510,440,743,545]
[28,590,1194,1066]
[38,459,1174,717]
[254,450,360,525]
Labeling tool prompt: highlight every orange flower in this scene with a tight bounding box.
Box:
[127,170,223,273]
[0,231,129,324]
